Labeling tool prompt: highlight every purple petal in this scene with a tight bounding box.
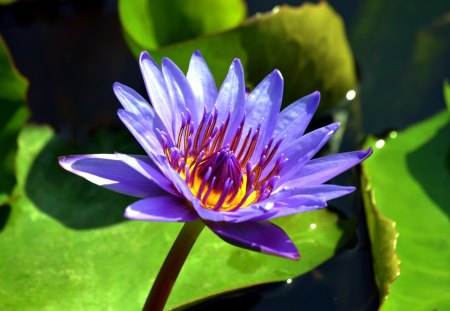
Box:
[190,199,226,222]
[190,200,266,223]
[161,57,199,128]
[283,149,373,187]
[207,221,299,259]
[117,109,165,159]
[158,162,197,201]
[189,195,322,224]
[280,123,340,180]
[270,184,355,202]
[250,185,356,220]
[215,59,246,142]
[243,70,284,162]
[114,83,172,146]
[186,50,217,113]
[273,91,320,142]
[140,51,175,137]
[115,153,178,196]
[247,196,327,221]
[184,187,335,223]
[125,196,199,222]
[119,106,196,204]
[189,198,272,223]
[113,82,155,122]
[224,195,326,222]
[58,154,166,198]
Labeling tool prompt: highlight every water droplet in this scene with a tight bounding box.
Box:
[375,139,385,149]
[346,90,356,101]
[389,131,398,139]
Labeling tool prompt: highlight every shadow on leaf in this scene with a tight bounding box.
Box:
[407,120,450,219]
[25,135,134,229]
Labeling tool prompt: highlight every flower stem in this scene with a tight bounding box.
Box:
[143,220,205,311]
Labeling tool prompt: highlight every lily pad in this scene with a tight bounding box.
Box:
[0,124,351,310]
[121,2,356,111]
[362,110,450,309]
[0,36,29,206]
[118,0,246,50]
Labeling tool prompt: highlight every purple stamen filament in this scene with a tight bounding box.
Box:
[162,108,285,211]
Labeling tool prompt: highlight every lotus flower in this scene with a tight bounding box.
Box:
[59,51,371,260]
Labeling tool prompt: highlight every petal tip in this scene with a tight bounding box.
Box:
[272,69,283,79]
[58,155,77,170]
[270,69,284,88]
[139,51,159,68]
[161,57,171,66]
[57,155,68,167]
[193,50,202,57]
[295,91,320,113]
[312,90,321,98]
[348,185,357,192]
[309,91,321,106]
[261,242,300,260]
[140,51,150,61]
[123,207,137,220]
[329,122,341,132]
[363,147,373,159]
[288,252,301,261]
[112,82,125,94]
[117,108,125,117]
[232,58,243,69]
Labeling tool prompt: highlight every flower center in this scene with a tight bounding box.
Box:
[189,148,250,210]
[159,108,286,211]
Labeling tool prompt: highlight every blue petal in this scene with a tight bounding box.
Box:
[113,82,157,124]
[186,50,217,114]
[115,153,179,196]
[58,154,166,198]
[125,196,199,222]
[243,69,284,163]
[215,59,246,142]
[207,221,300,259]
[223,185,352,222]
[246,196,327,221]
[161,57,199,129]
[156,161,198,203]
[221,196,325,223]
[270,184,356,202]
[117,109,166,160]
[273,91,320,142]
[140,51,176,138]
[279,122,340,181]
[190,200,226,222]
[282,149,373,187]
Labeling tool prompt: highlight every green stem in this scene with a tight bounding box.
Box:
[142,220,205,311]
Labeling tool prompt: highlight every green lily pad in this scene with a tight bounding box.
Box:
[362,110,450,309]
[118,0,246,50]
[0,36,29,206]
[0,124,351,310]
[122,2,356,111]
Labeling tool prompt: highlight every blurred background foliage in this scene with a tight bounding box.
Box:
[0,0,449,310]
